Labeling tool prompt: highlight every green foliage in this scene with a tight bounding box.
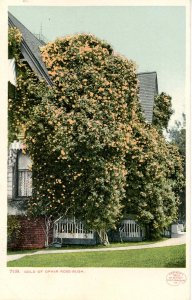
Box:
[8,27,22,59]
[168,115,186,222]
[7,215,21,241]
[152,92,174,131]
[124,118,184,239]
[8,63,48,141]
[8,30,184,241]
[169,114,186,157]
[25,34,140,234]
[8,28,48,142]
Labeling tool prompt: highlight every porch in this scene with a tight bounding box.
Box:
[53,218,145,245]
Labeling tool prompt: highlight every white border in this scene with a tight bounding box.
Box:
[7,0,188,6]
[1,1,191,300]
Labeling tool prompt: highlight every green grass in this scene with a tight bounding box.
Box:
[7,238,168,255]
[7,244,185,268]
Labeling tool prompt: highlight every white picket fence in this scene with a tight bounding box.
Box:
[54,218,94,239]
[120,220,142,238]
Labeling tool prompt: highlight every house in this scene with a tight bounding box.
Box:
[8,12,159,249]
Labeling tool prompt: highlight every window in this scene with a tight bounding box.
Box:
[17,151,32,197]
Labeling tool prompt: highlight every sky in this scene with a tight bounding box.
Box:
[9,6,186,127]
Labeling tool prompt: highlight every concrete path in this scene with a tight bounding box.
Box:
[7,233,186,262]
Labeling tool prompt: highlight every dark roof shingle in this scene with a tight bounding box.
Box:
[137,72,158,123]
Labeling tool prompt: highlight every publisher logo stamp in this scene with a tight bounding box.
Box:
[166,271,187,286]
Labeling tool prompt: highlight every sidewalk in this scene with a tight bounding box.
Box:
[7,233,186,262]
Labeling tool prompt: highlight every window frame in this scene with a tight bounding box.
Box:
[13,150,32,200]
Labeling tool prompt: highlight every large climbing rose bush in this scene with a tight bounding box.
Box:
[8,29,184,242]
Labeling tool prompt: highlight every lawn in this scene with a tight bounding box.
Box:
[7,244,185,268]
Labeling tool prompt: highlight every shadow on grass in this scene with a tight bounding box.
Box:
[164,259,186,268]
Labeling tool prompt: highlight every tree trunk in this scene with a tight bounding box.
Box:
[41,216,53,248]
[119,227,123,243]
[97,229,110,245]
[145,224,152,240]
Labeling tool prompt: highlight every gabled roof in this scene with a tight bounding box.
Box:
[8,12,53,86]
